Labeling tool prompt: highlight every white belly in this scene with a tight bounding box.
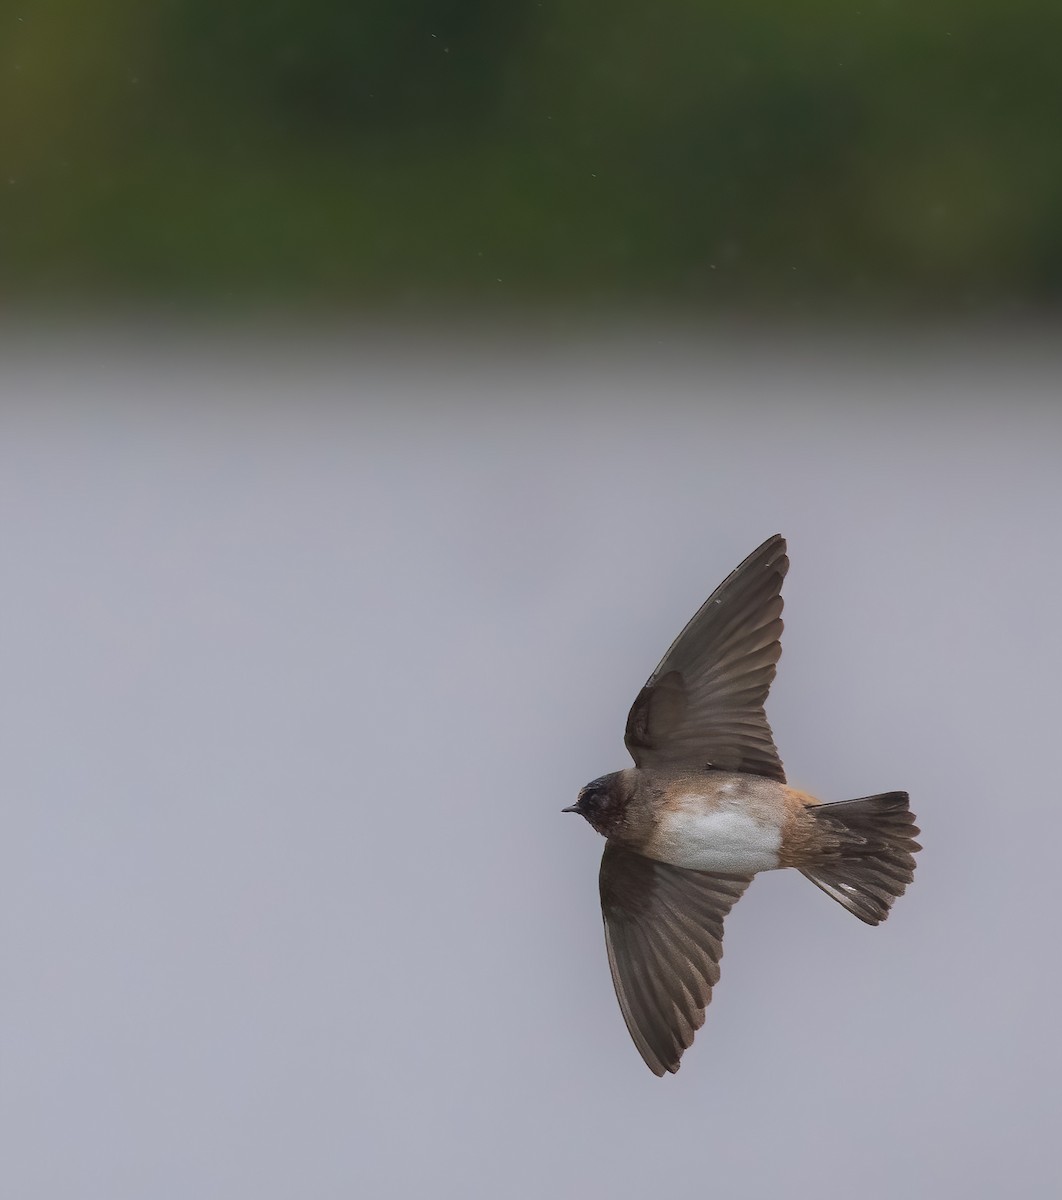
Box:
[650,802,782,873]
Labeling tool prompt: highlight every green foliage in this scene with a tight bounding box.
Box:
[3,0,1062,307]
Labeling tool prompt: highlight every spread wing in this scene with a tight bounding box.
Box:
[599,842,752,1075]
[624,534,788,781]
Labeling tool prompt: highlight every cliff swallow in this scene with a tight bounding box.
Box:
[566,534,919,1075]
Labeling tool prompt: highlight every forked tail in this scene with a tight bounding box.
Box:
[800,792,920,925]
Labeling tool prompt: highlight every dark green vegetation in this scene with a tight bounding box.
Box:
[4,2,1061,309]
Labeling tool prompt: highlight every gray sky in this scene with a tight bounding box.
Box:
[2,326,1060,1198]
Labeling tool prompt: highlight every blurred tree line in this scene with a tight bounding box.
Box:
[2,0,1061,309]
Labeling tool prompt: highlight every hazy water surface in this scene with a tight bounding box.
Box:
[2,325,1059,1197]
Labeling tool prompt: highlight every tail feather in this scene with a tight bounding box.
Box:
[800,792,920,926]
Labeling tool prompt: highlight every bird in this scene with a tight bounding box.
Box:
[564,534,920,1076]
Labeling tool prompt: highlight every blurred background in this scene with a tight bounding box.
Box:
[4,0,1062,312]
[3,6,1062,1200]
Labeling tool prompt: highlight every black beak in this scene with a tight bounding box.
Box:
[561,803,581,814]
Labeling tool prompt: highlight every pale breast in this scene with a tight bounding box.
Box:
[644,779,785,873]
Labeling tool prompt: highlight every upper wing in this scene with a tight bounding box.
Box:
[599,842,752,1075]
[624,534,788,781]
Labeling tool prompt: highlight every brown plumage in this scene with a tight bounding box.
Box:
[566,534,920,1075]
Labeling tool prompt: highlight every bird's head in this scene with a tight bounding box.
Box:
[563,773,624,837]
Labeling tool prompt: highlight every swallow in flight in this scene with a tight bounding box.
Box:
[565,535,920,1075]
